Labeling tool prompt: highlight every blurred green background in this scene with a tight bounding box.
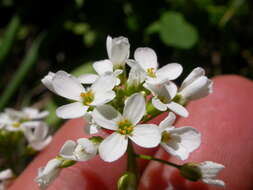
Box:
[0,0,252,129]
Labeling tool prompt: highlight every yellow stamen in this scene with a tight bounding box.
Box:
[80,90,94,105]
[13,122,21,128]
[147,68,156,78]
[162,131,172,143]
[117,119,134,135]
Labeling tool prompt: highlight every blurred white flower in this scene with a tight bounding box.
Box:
[47,71,116,119]
[23,121,52,151]
[0,169,14,190]
[144,82,189,117]
[92,93,161,162]
[179,67,213,103]
[129,48,182,84]
[36,158,62,190]
[59,138,98,161]
[159,112,201,160]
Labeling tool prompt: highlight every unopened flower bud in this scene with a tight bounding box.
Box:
[179,163,202,181]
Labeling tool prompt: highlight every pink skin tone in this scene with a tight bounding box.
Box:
[9,75,253,190]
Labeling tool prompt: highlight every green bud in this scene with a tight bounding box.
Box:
[180,163,202,181]
[117,172,137,190]
[59,159,76,168]
[89,136,103,144]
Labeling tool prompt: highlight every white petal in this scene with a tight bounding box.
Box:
[56,102,88,119]
[91,74,116,93]
[199,161,225,179]
[152,98,167,111]
[180,67,205,90]
[159,112,176,131]
[59,140,76,160]
[92,105,121,130]
[134,48,158,71]
[0,169,13,180]
[83,112,100,135]
[91,90,115,106]
[74,138,97,161]
[123,93,146,125]
[128,67,146,87]
[41,72,56,92]
[167,102,189,117]
[180,76,213,101]
[93,59,113,75]
[36,159,62,190]
[106,35,112,59]
[161,127,201,160]
[99,132,128,162]
[164,82,178,99]
[130,124,161,148]
[202,179,225,187]
[156,63,183,81]
[31,136,52,151]
[78,74,98,84]
[52,71,84,101]
[108,36,130,65]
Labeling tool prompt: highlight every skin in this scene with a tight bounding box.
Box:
[9,75,253,190]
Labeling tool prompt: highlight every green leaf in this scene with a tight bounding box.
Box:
[145,21,160,35]
[71,62,94,76]
[159,11,199,49]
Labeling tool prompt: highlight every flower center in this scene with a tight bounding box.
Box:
[147,68,156,78]
[158,96,170,104]
[117,119,134,135]
[12,122,21,128]
[161,131,172,143]
[80,90,94,105]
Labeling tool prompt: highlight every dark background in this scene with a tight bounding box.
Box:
[0,0,252,128]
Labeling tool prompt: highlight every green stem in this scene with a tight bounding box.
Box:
[142,102,162,123]
[135,154,181,169]
[126,141,138,189]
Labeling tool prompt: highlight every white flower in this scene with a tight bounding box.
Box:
[92,93,161,162]
[198,161,225,187]
[41,72,57,93]
[106,35,130,67]
[59,138,98,161]
[159,112,201,160]
[23,121,52,151]
[0,169,13,190]
[129,48,182,84]
[5,107,48,121]
[178,67,213,103]
[144,82,189,117]
[36,158,62,190]
[83,112,100,135]
[50,71,116,119]
[78,60,122,85]
[127,62,146,87]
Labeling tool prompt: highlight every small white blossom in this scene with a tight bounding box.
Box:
[0,169,14,190]
[129,48,182,84]
[59,138,98,161]
[198,161,225,187]
[127,62,146,87]
[159,112,201,160]
[179,67,213,103]
[36,158,62,190]
[23,121,52,151]
[92,93,161,162]
[144,82,189,117]
[48,71,116,119]
[78,60,122,85]
[106,35,130,67]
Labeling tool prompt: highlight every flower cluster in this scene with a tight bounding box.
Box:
[38,35,224,189]
[0,107,51,151]
[0,107,51,189]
